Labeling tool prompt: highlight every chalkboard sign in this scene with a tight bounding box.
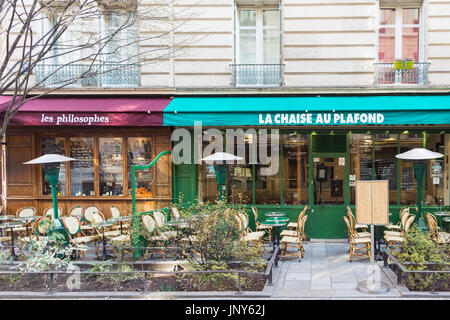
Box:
[375,160,397,190]
[401,167,414,191]
[42,138,65,155]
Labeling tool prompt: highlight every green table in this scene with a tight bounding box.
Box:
[261,218,288,247]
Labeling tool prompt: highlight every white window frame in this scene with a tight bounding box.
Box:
[378,7,422,62]
[236,6,280,65]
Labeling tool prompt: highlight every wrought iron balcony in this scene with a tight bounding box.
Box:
[374,62,430,86]
[35,63,140,88]
[231,64,283,86]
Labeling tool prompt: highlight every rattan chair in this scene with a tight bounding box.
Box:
[343,216,371,262]
[385,207,410,231]
[141,214,174,261]
[384,215,415,254]
[346,206,368,232]
[426,213,450,245]
[43,207,63,218]
[11,207,37,234]
[280,215,308,261]
[62,216,100,260]
[251,206,272,242]
[235,211,265,248]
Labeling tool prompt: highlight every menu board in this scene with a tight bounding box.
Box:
[401,167,414,191]
[70,138,94,196]
[99,138,123,196]
[375,159,397,190]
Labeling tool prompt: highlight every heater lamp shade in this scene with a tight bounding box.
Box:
[200,152,244,163]
[395,148,443,160]
[23,154,76,165]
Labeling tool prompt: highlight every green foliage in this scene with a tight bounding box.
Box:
[173,201,266,291]
[159,281,174,292]
[395,226,449,291]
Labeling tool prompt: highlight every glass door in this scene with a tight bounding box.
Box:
[310,155,348,239]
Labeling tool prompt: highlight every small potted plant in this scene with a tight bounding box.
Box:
[394,59,403,70]
[405,58,415,69]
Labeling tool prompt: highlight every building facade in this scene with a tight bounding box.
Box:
[1,0,450,238]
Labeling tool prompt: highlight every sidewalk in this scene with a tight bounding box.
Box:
[267,242,402,299]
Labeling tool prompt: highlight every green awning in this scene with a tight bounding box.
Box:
[163,95,450,126]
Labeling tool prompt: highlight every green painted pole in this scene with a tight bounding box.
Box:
[131,150,171,258]
[413,161,426,224]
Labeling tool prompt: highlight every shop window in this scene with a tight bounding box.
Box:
[350,134,373,204]
[282,133,308,205]
[374,134,398,204]
[70,138,95,196]
[399,132,423,205]
[127,137,153,197]
[198,134,221,203]
[227,131,254,204]
[424,133,446,206]
[99,138,123,196]
[42,137,66,196]
[255,132,280,205]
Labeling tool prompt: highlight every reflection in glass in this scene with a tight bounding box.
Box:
[402,27,419,61]
[400,133,423,205]
[350,134,373,204]
[255,134,280,204]
[380,8,395,25]
[239,29,256,64]
[374,134,398,204]
[378,28,395,62]
[314,158,345,205]
[99,138,123,196]
[70,138,95,196]
[424,133,445,206]
[282,134,308,205]
[128,137,152,197]
[42,137,66,196]
[227,135,253,204]
[402,8,419,25]
[239,10,256,26]
[263,29,279,64]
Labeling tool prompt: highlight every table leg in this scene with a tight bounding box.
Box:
[10,228,17,260]
[120,221,123,234]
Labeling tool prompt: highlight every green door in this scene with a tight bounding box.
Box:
[308,134,349,239]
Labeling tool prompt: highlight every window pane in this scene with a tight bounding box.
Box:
[99,138,123,196]
[227,133,253,204]
[239,29,256,63]
[282,134,308,205]
[198,163,220,203]
[380,8,396,25]
[128,138,152,197]
[255,133,280,204]
[424,133,445,206]
[263,10,279,27]
[379,27,395,62]
[403,8,419,25]
[313,157,345,205]
[239,10,256,26]
[400,133,423,205]
[374,134,398,204]
[70,138,95,196]
[42,138,66,196]
[263,29,279,64]
[402,27,419,61]
[350,134,373,204]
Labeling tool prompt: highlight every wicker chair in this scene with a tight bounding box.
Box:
[281,206,308,238]
[141,214,174,261]
[280,215,308,261]
[343,216,372,262]
[385,207,410,231]
[11,207,37,235]
[426,213,450,245]
[62,216,100,260]
[346,206,368,232]
[384,215,415,254]
[43,207,63,218]
[251,206,272,242]
[236,211,265,247]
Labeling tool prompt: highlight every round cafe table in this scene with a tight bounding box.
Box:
[0,216,15,237]
[91,221,116,261]
[265,212,286,218]
[433,212,450,230]
[261,217,289,248]
[14,216,39,237]
[109,216,132,234]
[0,221,26,259]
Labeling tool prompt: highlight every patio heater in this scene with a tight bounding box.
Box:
[395,148,444,225]
[200,152,244,201]
[24,154,76,243]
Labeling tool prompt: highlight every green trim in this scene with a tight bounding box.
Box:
[280,135,284,204]
[397,133,401,205]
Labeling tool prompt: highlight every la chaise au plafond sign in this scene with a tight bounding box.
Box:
[258,112,385,125]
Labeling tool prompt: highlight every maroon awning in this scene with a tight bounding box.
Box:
[0,96,171,126]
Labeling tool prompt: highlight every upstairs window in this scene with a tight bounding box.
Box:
[379,7,420,62]
[237,8,280,64]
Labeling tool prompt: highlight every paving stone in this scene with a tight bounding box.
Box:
[282,280,311,289]
[285,272,310,281]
